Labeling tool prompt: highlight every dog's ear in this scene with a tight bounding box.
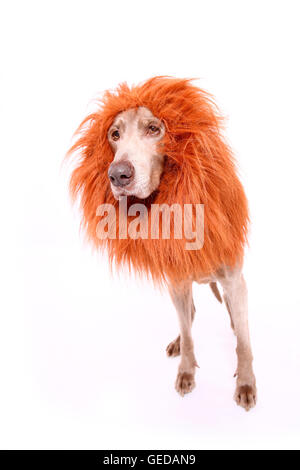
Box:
[66,112,114,241]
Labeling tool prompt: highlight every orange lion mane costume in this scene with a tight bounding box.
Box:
[68,77,249,285]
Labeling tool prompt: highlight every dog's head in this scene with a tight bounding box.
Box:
[68,77,230,213]
[107,106,165,200]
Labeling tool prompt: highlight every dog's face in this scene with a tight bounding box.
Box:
[107,106,165,199]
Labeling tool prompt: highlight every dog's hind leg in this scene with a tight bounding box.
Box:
[218,267,257,411]
[166,298,195,357]
[168,280,198,396]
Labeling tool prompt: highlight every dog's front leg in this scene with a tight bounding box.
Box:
[218,268,257,411]
[166,298,195,358]
[168,280,198,396]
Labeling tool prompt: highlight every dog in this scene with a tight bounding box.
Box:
[68,77,256,411]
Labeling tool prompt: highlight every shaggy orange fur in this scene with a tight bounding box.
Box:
[68,77,249,284]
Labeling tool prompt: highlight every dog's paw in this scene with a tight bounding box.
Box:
[166,336,180,357]
[235,384,257,411]
[175,371,195,396]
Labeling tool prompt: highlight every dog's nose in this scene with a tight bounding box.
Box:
[108,161,135,187]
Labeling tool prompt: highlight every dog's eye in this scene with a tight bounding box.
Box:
[111,130,120,141]
[148,125,160,136]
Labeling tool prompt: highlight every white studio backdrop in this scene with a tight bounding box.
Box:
[0,0,300,449]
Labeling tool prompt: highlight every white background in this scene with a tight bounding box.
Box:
[1,0,300,450]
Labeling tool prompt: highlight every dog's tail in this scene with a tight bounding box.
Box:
[209,282,222,303]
